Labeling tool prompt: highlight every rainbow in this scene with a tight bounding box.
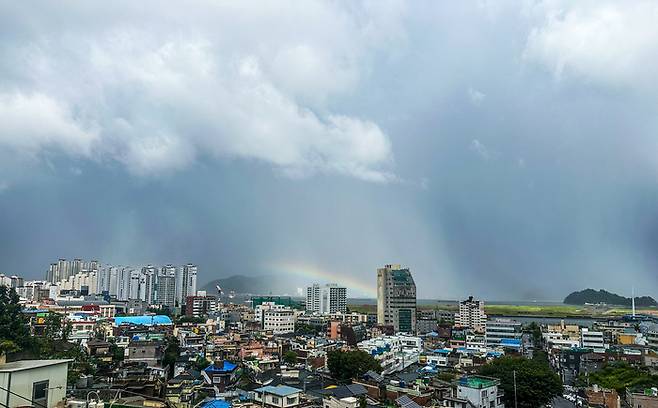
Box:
[267,261,376,298]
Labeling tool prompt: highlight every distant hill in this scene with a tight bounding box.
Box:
[200,275,296,296]
[564,289,657,307]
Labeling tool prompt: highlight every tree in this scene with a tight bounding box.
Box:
[327,350,382,383]
[478,356,562,408]
[0,286,31,353]
[283,350,298,365]
[575,362,658,393]
[524,322,543,348]
[295,323,321,336]
[43,312,71,341]
[163,336,181,377]
[193,355,210,371]
[110,342,125,362]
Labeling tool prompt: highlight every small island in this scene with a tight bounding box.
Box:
[564,288,657,307]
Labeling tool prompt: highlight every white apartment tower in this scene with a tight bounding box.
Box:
[141,265,158,304]
[377,264,417,333]
[306,283,347,314]
[47,258,100,284]
[456,296,487,332]
[177,263,198,305]
[156,265,177,307]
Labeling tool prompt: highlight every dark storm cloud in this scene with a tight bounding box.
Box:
[1,1,658,299]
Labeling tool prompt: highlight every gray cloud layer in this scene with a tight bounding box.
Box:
[1,1,658,300]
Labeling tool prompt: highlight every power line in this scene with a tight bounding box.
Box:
[0,383,51,408]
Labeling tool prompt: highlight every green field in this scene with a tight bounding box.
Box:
[347,302,656,318]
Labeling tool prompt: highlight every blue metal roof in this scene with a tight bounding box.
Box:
[254,385,301,397]
[114,315,172,326]
[200,400,231,408]
[204,361,237,373]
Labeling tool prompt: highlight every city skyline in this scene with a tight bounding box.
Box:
[2,2,658,300]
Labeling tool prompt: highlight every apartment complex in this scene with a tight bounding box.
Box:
[255,302,296,334]
[455,296,487,332]
[305,283,347,314]
[47,258,99,284]
[377,264,417,333]
[185,291,219,317]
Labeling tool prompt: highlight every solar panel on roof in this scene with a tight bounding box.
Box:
[396,395,422,408]
[365,370,384,383]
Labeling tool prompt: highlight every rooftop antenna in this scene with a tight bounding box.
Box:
[632,286,636,317]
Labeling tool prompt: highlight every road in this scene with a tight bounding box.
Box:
[552,396,576,408]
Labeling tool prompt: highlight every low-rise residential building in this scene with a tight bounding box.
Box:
[454,376,504,408]
[320,384,369,408]
[126,340,165,371]
[626,388,658,408]
[254,385,302,408]
[0,359,71,408]
[166,369,202,408]
[357,335,422,374]
[202,360,238,392]
[584,385,620,408]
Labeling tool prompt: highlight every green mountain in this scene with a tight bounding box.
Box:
[564,289,657,307]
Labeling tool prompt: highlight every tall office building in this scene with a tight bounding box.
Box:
[377,264,417,333]
[156,265,177,307]
[455,296,487,332]
[306,283,347,314]
[177,263,198,305]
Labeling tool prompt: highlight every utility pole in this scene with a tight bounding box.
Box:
[513,370,518,408]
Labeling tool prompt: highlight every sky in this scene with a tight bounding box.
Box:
[2,1,658,300]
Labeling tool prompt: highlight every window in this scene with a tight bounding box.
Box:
[32,380,49,407]
[286,397,297,404]
[271,396,280,404]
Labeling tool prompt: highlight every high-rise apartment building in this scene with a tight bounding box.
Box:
[46,258,100,284]
[177,263,198,305]
[156,265,177,307]
[141,265,158,304]
[377,264,417,333]
[455,296,487,332]
[305,283,347,314]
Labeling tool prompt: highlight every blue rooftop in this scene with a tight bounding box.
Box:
[500,339,521,347]
[114,315,172,326]
[204,361,237,373]
[200,400,231,408]
[254,385,301,397]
